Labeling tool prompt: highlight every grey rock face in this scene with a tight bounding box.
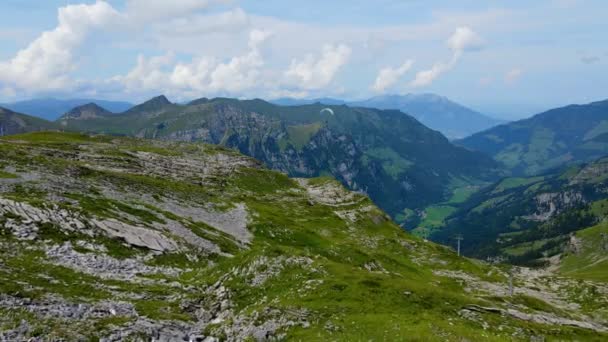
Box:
[46,242,183,280]
[93,218,178,252]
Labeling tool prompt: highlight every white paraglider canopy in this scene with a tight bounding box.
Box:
[320,108,334,116]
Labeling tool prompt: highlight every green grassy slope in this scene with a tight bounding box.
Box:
[458,99,608,176]
[0,132,604,340]
[559,223,608,282]
[0,107,58,135]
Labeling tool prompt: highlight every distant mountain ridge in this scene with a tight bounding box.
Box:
[458,99,608,176]
[60,103,114,120]
[1,98,133,121]
[271,94,504,139]
[59,95,502,223]
[0,106,57,135]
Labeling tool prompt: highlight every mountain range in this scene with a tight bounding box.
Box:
[273,93,504,139]
[0,98,133,121]
[458,99,608,175]
[57,95,501,225]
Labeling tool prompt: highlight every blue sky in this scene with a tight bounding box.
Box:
[0,0,606,119]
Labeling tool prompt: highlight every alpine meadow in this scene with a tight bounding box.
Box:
[0,1,607,341]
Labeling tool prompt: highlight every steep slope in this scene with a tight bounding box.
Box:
[559,223,608,282]
[60,96,502,225]
[0,131,606,340]
[458,99,608,176]
[1,98,133,121]
[0,107,57,136]
[350,94,504,139]
[434,157,608,266]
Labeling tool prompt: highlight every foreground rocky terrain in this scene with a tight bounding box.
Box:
[0,132,606,341]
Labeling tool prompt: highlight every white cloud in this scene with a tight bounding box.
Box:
[125,0,231,23]
[0,1,120,92]
[115,53,175,93]
[410,26,483,88]
[410,58,457,87]
[446,26,485,53]
[371,60,414,92]
[284,44,352,90]
[505,68,523,84]
[156,7,249,36]
[112,29,272,98]
[208,29,271,92]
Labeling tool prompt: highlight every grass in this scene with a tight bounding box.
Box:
[0,170,18,178]
[412,205,457,238]
[285,122,323,150]
[559,223,608,282]
[362,147,413,179]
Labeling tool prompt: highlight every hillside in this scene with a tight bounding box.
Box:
[0,107,57,136]
[59,96,502,226]
[350,94,504,139]
[458,99,608,176]
[0,131,606,340]
[60,103,115,120]
[433,157,608,266]
[1,98,133,121]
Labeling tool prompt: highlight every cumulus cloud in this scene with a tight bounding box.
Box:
[112,29,272,98]
[505,68,523,84]
[114,53,175,93]
[446,26,485,54]
[284,44,352,90]
[0,1,120,93]
[410,26,483,88]
[371,60,414,92]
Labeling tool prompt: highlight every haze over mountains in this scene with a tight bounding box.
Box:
[0,98,133,121]
[0,107,57,136]
[273,93,504,139]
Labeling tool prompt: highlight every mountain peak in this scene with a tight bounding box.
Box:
[147,95,171,106]
[126,95,173,114]
[61,103,112,120]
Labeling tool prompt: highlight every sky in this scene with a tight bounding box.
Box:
[0,0,606,119]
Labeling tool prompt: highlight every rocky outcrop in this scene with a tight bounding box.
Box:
[524,191,584,222]
[93,218,177,252]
